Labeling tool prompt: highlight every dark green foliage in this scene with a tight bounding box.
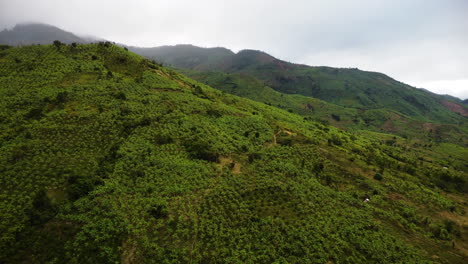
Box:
[385,139,396,146]
[107,70,113,78]
[331,113,341,121]
[434,170,468,192]
[374,173,383,181]
[53,40,62,49]
[25,107,44,120]
[28,189,56,226]
[0,44,11,51]
[114,91,127,100]
[328,135,343,146]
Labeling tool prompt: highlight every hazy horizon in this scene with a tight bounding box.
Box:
[1,0,467,99]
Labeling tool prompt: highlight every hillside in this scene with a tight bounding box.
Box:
[132,45,467,125]
[0,43,467,263]
[179,70,468,147]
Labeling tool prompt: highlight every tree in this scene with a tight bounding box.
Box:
[374,173,383,181]
[331,114,341,121]
[53,40,62,49]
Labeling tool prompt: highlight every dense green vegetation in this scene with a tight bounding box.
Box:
[0,44,467,263]
[179,70,468,147]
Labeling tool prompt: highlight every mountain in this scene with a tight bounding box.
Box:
[131,45,467,125]
[0,43,467,263]
[129,44,235,70]
[0,23,92,45]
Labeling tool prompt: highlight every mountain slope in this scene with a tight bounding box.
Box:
[179,69,468,147]
[0,44,467,263]
[0,23,93,45]
[133,45,467,125]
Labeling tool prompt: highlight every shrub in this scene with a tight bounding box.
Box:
[114,91,126,100]
[53,40,62,49]
[0,44,11,51]
[328,135,343,146]
[331,114,341,121]
[374,173,383,181]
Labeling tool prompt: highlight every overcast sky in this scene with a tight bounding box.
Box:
[1,0,467,99]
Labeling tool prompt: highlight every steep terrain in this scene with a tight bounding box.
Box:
[0,44,467,263]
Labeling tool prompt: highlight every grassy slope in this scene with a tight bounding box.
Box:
[0,44,467,263]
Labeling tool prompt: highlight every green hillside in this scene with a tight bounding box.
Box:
[0,44,467,263]
[180,70,468,147]
[133,46,467,125]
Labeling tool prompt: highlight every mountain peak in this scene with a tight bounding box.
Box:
[12,22,60,30]
[236,49,276,63]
